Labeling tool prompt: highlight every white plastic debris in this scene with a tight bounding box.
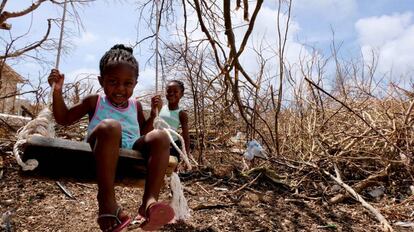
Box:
[1,210,13,232]
[400,153,410,166]
[368,186,385,199]
[331,184,342,193]
[243,140,267,160]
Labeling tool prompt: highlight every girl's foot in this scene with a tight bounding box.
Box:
[97,207,131,232]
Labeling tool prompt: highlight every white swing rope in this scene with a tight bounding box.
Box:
[151,0,197,221]
[13,0,68,171]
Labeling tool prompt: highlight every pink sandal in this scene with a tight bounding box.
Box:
[97,207,131,232]
[140,202,175,231]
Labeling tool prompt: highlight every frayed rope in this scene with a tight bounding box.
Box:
[153,115,197,220]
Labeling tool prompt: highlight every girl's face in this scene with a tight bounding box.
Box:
[99,64,137,107]
[166,82,183,105]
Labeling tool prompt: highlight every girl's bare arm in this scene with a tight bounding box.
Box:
[179,110,190,154]
[49,69,96,125]
[52,92,97,126]
[136,101,146,134]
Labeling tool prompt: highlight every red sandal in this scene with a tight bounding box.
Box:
[140,202,175,231]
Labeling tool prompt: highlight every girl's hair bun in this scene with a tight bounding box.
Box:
[111,44,133,54]
[99,44,139,78]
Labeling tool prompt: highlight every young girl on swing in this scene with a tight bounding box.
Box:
[48,44,174,232]
[159,80,190,164]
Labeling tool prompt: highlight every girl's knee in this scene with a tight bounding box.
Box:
[96,119,122,136]
[148,129,169,148]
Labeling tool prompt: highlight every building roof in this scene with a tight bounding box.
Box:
[1,63,24,83]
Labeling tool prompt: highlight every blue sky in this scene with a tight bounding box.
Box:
[292,1,414,55]
[2,0,414,100]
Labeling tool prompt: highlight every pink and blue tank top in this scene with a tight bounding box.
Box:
[87,95,140,149]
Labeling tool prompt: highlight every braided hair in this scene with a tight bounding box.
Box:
[168,80,185,93]
[99,44,139,78]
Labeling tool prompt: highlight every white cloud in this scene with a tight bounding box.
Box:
[65,68,99,87]
[232,4,312,82]
[230,2,301,50]
[136,67,156,94]
[74,32,98,45]
[356,12,414,76]
[173,2,311,85]
[355,12,412,47]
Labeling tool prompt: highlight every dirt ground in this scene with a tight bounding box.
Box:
[1,144,413,232]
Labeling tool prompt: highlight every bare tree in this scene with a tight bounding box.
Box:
[0,0,93,60]
[0,0,93,117]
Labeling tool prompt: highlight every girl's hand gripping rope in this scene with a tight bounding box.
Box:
[48,69,65,91]
[150,95,162,117]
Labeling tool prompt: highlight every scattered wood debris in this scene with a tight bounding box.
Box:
[56,181,76,200]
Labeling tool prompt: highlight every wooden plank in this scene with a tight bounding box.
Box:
[24,135,145,161]
[20,135,178,187]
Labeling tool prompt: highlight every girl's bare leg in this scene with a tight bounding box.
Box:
[133,129,170,215]
[88,119,128,230]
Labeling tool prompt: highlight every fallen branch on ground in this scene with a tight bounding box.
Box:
[56,181,76,200]
[243,166,291,188]
[193,203,235,211]
[0,156,3,180]
[324,165,394,232]
[329,165,390,204]
[231,173,261,193]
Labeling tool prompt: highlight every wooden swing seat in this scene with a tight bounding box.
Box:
[20,135,178,187]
